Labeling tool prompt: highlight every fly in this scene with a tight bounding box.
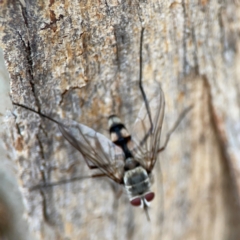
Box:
[13,28,192,220]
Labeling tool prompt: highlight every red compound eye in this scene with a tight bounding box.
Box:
[130,197,141,207]
[144,192,155,202]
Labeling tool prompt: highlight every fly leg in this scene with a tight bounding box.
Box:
[138,27,154,145]
[84,159,113,171]
[30,159,122,191]
[158,105,193,153]
[29,172,108,191]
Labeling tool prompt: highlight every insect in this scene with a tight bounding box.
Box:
[13,28,192,220]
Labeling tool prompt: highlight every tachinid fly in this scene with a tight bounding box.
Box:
[12,28,191,220]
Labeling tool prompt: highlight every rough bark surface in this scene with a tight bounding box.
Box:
[1,0,240,240]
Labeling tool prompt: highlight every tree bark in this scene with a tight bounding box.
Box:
[1,0,240,240]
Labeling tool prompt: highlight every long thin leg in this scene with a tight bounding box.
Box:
[158,105,193,153]
[139,28,153,133]
[29,173,107,191]
[84,158,109,170]
[13,102,61,125]
[13,102,121,183]
[139,27,153,145]
[13,103,110,171]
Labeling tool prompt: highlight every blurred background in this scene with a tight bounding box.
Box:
[0,48,32,240]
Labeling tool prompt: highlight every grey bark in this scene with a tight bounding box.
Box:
[1,0,240,240]
[0,48,31,240]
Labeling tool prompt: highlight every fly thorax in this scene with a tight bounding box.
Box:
[124,157,139,170]
[123,166,151,199]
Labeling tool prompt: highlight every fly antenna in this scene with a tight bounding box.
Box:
[139,27,153,134]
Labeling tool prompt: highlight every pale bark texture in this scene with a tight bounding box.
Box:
[1,0,240,240]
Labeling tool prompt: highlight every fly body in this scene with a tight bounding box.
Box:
[108,115,155,209]
[13,78,165,220]
[12,28,192,220]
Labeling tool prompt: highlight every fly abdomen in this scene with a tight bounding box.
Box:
[108,115,133,159]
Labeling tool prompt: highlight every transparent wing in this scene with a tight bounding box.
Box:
[131,82,165,172]
[58,120,125,184]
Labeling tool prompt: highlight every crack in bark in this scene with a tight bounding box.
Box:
[59,86,84,106]
[19,0,29,28]
[39,124,49,138]
[36,134,45,160]
[182,0,189,75]
[11,112,23,136]
[17,3,42,112]
[40,12,64,32]
[191,26,199,74]
[40,189,54,225]
[113,26,120,71]
[16,30,42,116]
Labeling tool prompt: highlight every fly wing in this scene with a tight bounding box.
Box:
[58,120,125,183]
[131,82,165,172]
